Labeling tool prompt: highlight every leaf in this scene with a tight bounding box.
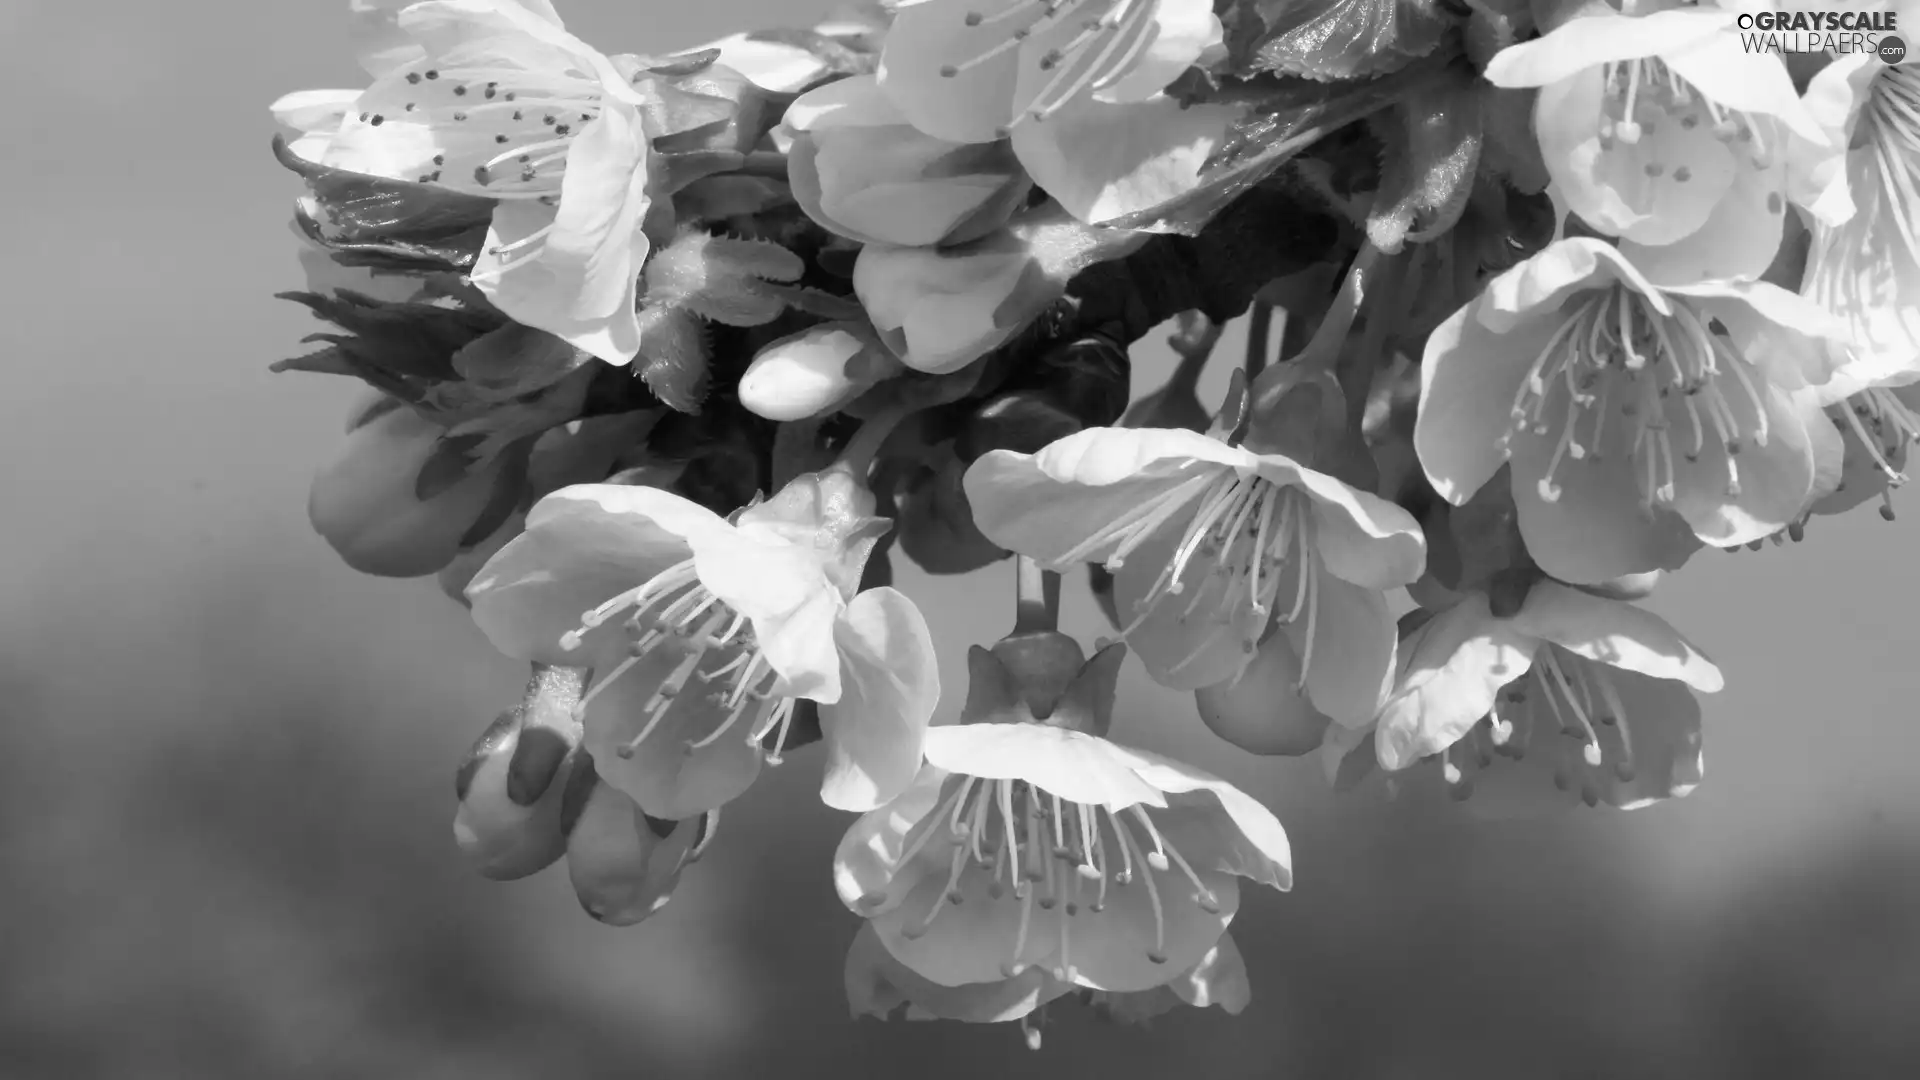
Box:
[740,27,878,82]
[1230,0,1458,81]
[641,230,809,328]
[273,288,506,407]
[634,306,712,413]
[759,283,865,321]
[272,135,494,245]
[451,322,590,402]
[293,205,486,272]
[1103,56,1452,236]
[673,175,794,223]
[1366,75,1484,253]
[416,432,488,501]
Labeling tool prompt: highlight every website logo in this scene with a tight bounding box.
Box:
[1737,8,1903,59]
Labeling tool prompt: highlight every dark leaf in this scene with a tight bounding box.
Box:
[451,322,590,401]
[416,432,487,502]
[1103,57,1450,235]
[274,289,501,386]
[272,134,494,244]
[1232,0,1457,81]
[294,205,485,272]
[1366,74,1484,253]
[635,306,712,413]
[459,440,534,547]
[741,27,878,82]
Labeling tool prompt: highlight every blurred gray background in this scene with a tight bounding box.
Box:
[4,1,1919,1076]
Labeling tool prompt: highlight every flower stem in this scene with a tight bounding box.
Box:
[1251,241,1380,397]
[1151,310,1222,405]
[1012,556,1061,633]
[1243,302,1273,383]
[1341,252,1407,433]
[833,369,985,480]
[738,150,789,179]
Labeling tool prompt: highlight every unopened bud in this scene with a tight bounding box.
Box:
[309,403,508,578]
[739,322,902,421]
[452,709,576,881]
[563,776,710,927]
[783,75,1030,248]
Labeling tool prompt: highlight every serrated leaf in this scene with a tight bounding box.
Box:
[416,432,488,501]
[760,283,866,321]
[619,47,722,79]
[742,27,877,80]
[1103,59,1447,235]
[640,231,810,327]
[273,135,494,244]
[1234,0,1457,81]
[697,236,806,282]
[674,175,794,223]
[458,440,533,547]
[451,322,589,402]
[1366,77,1484,253]
[293,206,485,272]
[634,306,712,413]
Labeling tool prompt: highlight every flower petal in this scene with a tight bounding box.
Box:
[1414,298,1541,505]
[1162,931,1251,1014]
[964,427,1248,566]
[1483,7,1731,88]
[819,588,941,812]
[1261,459,1425,589]
[1276,570,1398,728]
[1194,634,1334,757]
[581,646,766,818]
[876,0,1024,143]
[1010,95,1243,226]
[1660,34,1825,144]
[852,241,1034,373]
[474,105,651,365]
[1374,594,1537,770]
[1111,526,1262,692]
[1509,581,1723,692]
[921,724,1169,810]
[467,485,724,663]
[845,922,1067,1022]
[1108,744,1293,891]
[1592,666,1705,809]
[1509,434,1702,585]
[1620,141,1784,286]
[1090,0,1221,105]
[870,832,1238,992]
[834,764,954,915]
[1665,373,1817,546]
[689,527,844,703]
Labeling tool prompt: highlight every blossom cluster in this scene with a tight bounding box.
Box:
[268,0,1918,1044]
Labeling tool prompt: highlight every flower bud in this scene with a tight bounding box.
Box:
[784,75,1030,248]
[452,712,573,881]
[452,666,589,880]
[308,403,508,578]
[854,205,1146,374]
[739,322,903,421]
[896,457,1006,575]
[561,772,710,927]
[439,512,524,608]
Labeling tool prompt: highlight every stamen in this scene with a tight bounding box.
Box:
[999,781,1025,896]
[1105,807,1135,885]
[1053,471,1213,568]
[1131,807,1221,913]
[1539,652,1604,768]
[1116,820,1167,963]
[902,845,971,940]
[1004,884,1035,977]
